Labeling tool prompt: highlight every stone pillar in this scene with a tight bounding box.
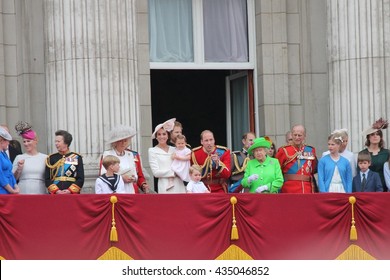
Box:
[0,0,18,124]
[328,0,390,152]
[44,0,141,191]
[256,0,328,150]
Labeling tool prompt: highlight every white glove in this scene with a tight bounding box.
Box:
[247,174,259,183]
[255,185,269,193]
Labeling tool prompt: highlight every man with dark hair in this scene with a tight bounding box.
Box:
[45,130,84,194]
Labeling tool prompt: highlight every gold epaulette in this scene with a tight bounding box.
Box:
[279,144,292,149]
[70,152,82,157]
[192,146,202,152]
[216,145,228,151]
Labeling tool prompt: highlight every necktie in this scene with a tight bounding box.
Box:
[362,173,367,192]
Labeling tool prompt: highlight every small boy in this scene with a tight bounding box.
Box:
[353,150,383,192]
[186,165,210,193]
[95,155,125,194]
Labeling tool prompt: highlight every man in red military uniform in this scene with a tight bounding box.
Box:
[276,124,318,193]
[191,130,231,193]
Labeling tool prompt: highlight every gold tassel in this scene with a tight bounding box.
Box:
[349,196,357,241]
[110,195,118,242]
[230,196,239,240]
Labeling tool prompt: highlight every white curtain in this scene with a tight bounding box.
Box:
[203,0,248,62]
[149,0,194,62]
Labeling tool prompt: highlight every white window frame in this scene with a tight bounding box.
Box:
[149,0,255,70]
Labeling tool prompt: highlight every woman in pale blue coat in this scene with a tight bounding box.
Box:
[318,133,352,193]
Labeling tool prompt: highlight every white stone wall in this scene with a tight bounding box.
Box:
[328,0,390,153]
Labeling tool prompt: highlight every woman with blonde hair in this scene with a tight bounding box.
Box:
[13,122,47,194]
[318,133,352,193]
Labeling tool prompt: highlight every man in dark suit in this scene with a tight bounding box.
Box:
[353,150,383,192]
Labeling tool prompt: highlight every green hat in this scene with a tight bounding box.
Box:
[248,137,271,155]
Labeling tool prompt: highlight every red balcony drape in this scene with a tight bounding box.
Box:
[1,193,389,260]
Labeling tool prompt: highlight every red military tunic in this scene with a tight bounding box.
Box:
[276,145,318,193]
[191,145,231,193]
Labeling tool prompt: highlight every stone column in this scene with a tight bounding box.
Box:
[256,0,328,150]
[328,0,390,151]
[44,0,141,191]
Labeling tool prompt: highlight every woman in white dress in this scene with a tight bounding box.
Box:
[100,125,150,194]
[148,118,186,194]
[12,122,47,194]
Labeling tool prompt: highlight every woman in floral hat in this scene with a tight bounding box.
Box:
[360,118,390,191]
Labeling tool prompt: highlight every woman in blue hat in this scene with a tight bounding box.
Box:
[0,127,19,194]
[241,137,284,193]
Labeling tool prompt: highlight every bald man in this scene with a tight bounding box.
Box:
[276,125,318,193]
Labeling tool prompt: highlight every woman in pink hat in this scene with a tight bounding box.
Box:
[12,122,47,194]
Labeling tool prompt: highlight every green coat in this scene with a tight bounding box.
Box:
[241,156,284,193]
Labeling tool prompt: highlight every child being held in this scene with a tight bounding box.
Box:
[353,150,383,192]
[95,155,125,194]
[171,134,191,187]
[186,165,210,193]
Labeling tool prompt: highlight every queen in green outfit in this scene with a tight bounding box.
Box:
[241,137,284,193]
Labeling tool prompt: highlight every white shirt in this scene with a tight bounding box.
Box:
[186,180,209,193]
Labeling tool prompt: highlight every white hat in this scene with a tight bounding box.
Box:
[106,125,136,144]
[0,127,12,141]
[151,118,176,139]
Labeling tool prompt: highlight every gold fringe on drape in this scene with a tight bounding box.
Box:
[230,196,239,240]
[97,246,134,260]
[336,244,376,260]
[110,195,118,242]
[349,196,357,241]
[216,245,253,260]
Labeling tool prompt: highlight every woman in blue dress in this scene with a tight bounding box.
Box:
[0,126,19,194]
